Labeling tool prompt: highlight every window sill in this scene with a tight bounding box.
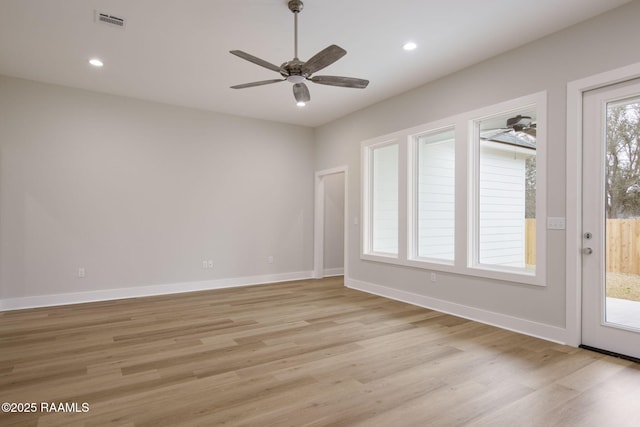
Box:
[360,254,546,287]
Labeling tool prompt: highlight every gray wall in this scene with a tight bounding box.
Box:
[0,76,315,300]
[323,172,345,274]
[314,1,640,329]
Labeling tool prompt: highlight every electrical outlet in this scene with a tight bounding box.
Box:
[202,260,208,269]
[430,272,437,282]
[78,268,85,278]
[267,256,274,264]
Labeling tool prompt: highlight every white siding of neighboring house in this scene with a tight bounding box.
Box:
[479,141,533,268]
[416,139,533,267]
[372,144,399,254]
[417,138,456,261]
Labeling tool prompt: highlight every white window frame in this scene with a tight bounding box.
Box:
[360,91,547,286]
[407,124,457,268]
[361,137,402,261]
[467,92,547,286]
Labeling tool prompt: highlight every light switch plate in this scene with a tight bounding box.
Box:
[547,217,566,230]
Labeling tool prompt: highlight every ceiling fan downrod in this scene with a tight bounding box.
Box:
[288,0,304,60]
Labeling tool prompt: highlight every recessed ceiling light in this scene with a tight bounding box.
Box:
[89,58,104,67]
[296,101,306,107]
[403,42,417,51]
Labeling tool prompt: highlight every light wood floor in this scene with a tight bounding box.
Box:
[1,277,639,426]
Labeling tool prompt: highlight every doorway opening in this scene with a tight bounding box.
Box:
[314,167,348,279]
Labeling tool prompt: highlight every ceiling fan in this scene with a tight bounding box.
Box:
[482,115,537,148]
[506,115,536,137]
[229,0,369,106]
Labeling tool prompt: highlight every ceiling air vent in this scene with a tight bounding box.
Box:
[95,11,126,28]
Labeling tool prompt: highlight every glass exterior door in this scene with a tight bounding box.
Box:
[582,78,640,360]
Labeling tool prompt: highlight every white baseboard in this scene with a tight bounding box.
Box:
[323,267,344,277]
[345,277,569,345]
[1,273,570,345]
[0,271,313,311]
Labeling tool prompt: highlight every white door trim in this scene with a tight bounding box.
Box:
[566,62,640,346]
[313,166,348,279]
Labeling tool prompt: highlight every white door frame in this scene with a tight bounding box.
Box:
[566,62,640,346]
[313,166,348,279]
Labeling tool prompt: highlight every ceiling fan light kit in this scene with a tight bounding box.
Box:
[230,0,369,106]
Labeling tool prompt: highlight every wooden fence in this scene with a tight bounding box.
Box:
[525,218,536,266]
[525,218,640,274]
[606,219,640,274]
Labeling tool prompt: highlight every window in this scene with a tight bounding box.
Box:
[466,92,546,285]
[361,92,546,285]
[473,108,537,273]
[363,141,399,256]
[411,128,455,262]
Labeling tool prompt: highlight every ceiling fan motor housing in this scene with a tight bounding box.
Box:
[281,59,307,82]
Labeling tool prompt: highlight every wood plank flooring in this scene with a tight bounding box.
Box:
[1,276,639,426]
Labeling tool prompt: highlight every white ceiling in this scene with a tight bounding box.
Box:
[0,0,631,127]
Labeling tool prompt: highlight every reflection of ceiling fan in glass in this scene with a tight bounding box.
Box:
[482,115,537,148]
[229,0,369,106]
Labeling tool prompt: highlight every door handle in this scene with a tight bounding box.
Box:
[583,247,593,255]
